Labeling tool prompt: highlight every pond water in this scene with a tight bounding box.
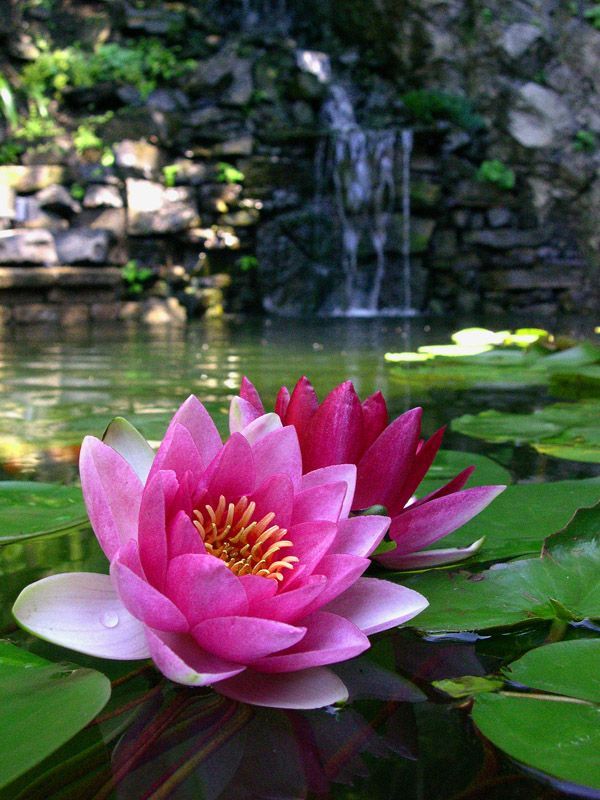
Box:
[0,316,598,800]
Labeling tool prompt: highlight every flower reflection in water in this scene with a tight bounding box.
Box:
[110,657,420,800]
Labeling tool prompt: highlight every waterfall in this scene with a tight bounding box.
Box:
[401,128,413,313]
[320,85,414,316]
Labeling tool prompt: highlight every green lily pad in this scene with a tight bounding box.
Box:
[0,483,87,543]
[0,642,111,789]
[419,477,600,565]
[452,400,600,463]
[472,640,600,790]
[403,501,600,631]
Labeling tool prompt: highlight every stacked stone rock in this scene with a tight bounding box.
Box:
[0,0,597,321]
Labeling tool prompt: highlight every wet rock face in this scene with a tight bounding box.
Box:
[0,0,597,321]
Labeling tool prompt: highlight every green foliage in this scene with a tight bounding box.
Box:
[73,124,102,153]
[0,141,24,165]
[480,7,494,24]
[584,3,600,28]
[0,75,18,130]
[13,97,63,141]
[236,255,258,272]
[573,129,597,152]
[121,259,154,296]
[162,163,180,187]
[70,183,85,201]
[217,161,245,184]
[476,159,516,190]
[20,39,195,102]
[402,89,485,131]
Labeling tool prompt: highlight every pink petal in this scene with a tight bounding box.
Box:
[361,391,388,454]
[138,470,179,590]
[229,396,262,434]
[169,395,222,468]
[300,553,369,613]
[205,433,255,503]
[239,413,282,446]
[251,575,327,622]
[284,520,339,589]
[387,485,506,555]
[240,574,278,607]
[249,474,294,529]
[324,577,428,635]
[192,616,306,662]
[388,426,446,516]
[13,573,149,660]
[147,422,203,486]
[165,554,248,627]
[354,407,422,511]
[167,509,203,559]
[240,376,265,414]
[79,436,143,561]
[274,386,290,419]
[252,426,302,490]
[301,464,357,520]
[303,382,364,472]
[111,557,189,632]
[145,629,244,686]
[291,482,347,525]
[216,666,348,709]
[283,376,319,453]
[332,515,390,557]
[251,611,369,673]
[378,538,485,569]
[102,417,155,483]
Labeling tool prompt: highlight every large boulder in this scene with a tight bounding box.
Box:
[0,166,65,193]
[0,229,58,265]
[53,229,111,264]
[508,82,573,148]
[126,179,199,235]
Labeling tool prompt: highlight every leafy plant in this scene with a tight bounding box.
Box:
[73,124,103,153]
[573,129,597,152]
[162,163,180,187]
[70,183,85,201]
[0,141,24,165]
[216,161,245,184]
[402,89,485,131]
[121,259,154,296]
[236,255,259,272]
[476,159,516,190]
[584,3,600,28]
[0,74,18,130]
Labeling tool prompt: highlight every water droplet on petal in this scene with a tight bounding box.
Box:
[101,611,119,628]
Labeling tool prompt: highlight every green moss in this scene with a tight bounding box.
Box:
[476,159,516,190]
[216,162,245,184]
[402,90,485,131]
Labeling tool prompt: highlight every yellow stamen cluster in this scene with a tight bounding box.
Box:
[193,495,298,581]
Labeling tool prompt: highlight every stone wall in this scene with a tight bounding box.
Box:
[0,0,597,320]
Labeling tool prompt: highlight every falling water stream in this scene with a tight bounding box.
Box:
[321,84,414,315]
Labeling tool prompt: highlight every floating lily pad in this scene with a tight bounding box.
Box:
[403,502,600,631]
[472,640,600,791]
[418,477,600,565]
[0,642,111,789]
[452,400,600,463]
[0,483,87,543]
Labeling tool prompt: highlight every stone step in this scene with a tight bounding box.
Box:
[489,266,583,290]
[0,266,122,290]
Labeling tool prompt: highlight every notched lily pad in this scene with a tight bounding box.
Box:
[0,641,111,789]
[473,640,600,791]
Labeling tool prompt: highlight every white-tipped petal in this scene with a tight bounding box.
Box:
[216,666,349,709]
[103,417,155,483]
[240,413,283,446]
[13,573,150,660]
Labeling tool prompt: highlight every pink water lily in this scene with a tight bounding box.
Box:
[13,396,427,709]
[231,377,505,569]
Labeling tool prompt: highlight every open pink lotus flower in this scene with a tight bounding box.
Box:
[231,377,505,569]
[13,396,428,709]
